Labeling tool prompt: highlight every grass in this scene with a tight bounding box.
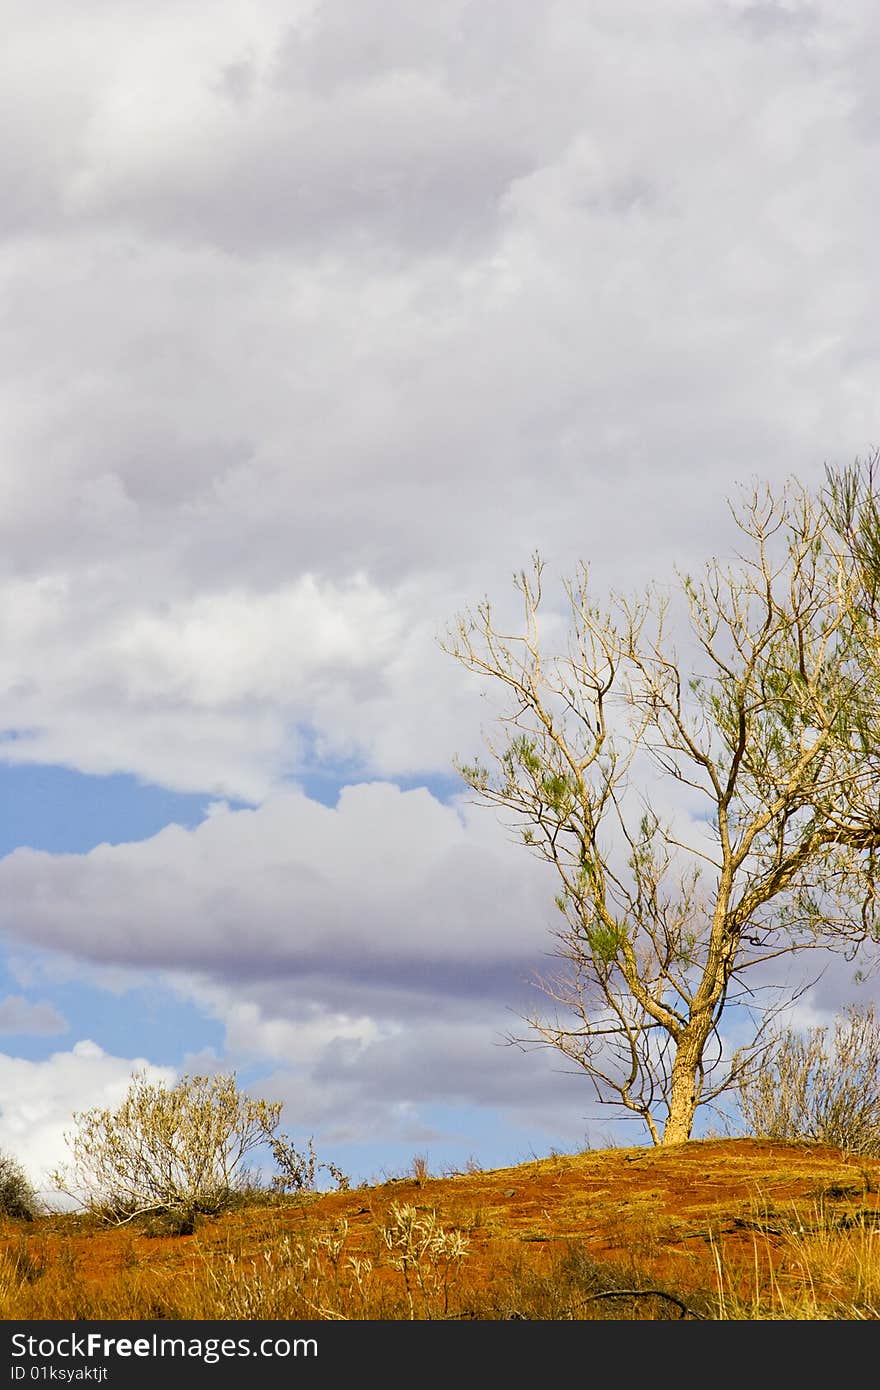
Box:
[0,1224,713,1320]
[708,1198,880,1319]
[2,1138,879,1320]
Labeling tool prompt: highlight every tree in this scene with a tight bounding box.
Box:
[444,470,880,1146]
[52,1071,282,1226]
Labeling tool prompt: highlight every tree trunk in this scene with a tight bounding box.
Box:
[661,1032,705,1145]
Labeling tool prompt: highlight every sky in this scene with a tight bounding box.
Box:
[2,0,880,1202]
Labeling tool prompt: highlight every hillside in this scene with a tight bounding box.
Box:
[2,1138,879,1320]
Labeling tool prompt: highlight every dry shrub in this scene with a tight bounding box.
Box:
[268,1134,349,1197]
[736,1004,880,1156]
[51,1072,282,1226]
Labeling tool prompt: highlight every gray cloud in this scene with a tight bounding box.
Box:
[0,785,556,984]
[1,0,880,1166]
[0,777,600,1171]
[735,3,819,41]
[0,995,67,1036]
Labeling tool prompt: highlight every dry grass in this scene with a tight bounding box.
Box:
[708,1198,880,1319]
[2,1138,879,1320]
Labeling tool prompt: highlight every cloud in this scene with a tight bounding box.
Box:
[0,1041,174,1203]
[0,572,481,798]
[44,2,552,257]
[0,785,597,1167]
[0,784,555,980]
[0,995,67,1036]
[165,981,598,1174]
[1,0,880,1172]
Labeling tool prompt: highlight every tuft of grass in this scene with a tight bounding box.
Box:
[410,1154,431,1186]
[736,1005,880,1158]
[707,1192,880,1319]
[471,1242,712,1321]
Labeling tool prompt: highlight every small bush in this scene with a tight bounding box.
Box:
[0,1152,39,1221]
[736,1004,880,1156]
[52,1071,282,1226]
[268,1133,349,1196]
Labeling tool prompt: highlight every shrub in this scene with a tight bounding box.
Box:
[736,1004,880,1156]
[52,1071,282,1225]
[268,1133,349,1196]
[0,1151,39,1221]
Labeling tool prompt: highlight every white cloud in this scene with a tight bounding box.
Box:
[0,573,477,798]
[199,994,393,1064]
[0,1041,174,1204]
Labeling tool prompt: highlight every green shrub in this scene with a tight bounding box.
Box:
[0,1151,39,1221]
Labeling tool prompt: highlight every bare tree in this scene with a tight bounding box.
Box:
[443,474,880,1145]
